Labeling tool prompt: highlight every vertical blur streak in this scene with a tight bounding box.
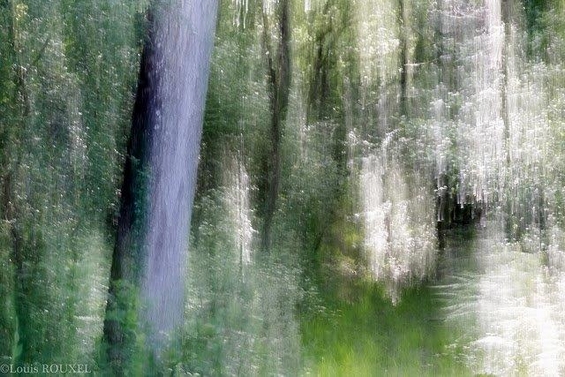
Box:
[141,0,219,346]
[103,0,219,368]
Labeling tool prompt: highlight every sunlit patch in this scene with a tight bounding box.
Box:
[221,150,254,268]
[438,222,565,375]
[360,142,436,302]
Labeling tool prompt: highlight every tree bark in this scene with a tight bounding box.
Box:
[102,8,158,370]
[261,0,291,252]
[102,0,219,372]
[398,0,408,118]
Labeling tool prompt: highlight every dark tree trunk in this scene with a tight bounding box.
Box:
[398,0,408,118]
[261,0,291,252]
[501,0,516,240]
[102,8,158,370]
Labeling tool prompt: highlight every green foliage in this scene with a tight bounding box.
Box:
[60,0,147,220]
[524,0,550,58]
[0,0,145,367]
[3,0,565,373]
[0,225,16,360]
[199,0,268,195]
[186,187,303,376]
[101,278,147,375]
[301,279,471,376]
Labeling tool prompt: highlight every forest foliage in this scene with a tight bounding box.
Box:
[1,0,565,374]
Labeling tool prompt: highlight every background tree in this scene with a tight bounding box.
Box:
[259,0,291,252]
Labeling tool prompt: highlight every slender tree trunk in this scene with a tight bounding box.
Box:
[102,8,158,370]
[261,0,291,252]
[398,0,408,118]
[501,0,515,240]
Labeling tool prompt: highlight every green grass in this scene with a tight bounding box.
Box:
[300,279,471,376]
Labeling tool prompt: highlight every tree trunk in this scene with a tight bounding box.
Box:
[102,0,218,372]
[398,0,408,118]
[261,0,291,252]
